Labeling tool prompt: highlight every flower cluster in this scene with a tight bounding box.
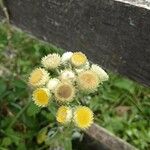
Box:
[28,51,109,129]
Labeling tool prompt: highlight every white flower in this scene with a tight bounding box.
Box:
[41,53,61,69]
[71,52,87,67]
[28,68,49,87]
[60,70,76,82]
[32,88,51,107]
[77,70,100,92]
[91,64,109,82]
[61,52,73,63]
[56,106,72,124]
[54,82,75,102]
[46,78,60,92]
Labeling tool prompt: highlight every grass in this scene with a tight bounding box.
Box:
[0,22,150,150]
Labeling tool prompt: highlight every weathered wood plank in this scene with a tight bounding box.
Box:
[1,0,150,86]
[86,123,137,150]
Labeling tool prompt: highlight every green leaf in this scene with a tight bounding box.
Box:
[100,88,121,102]
[16,143,26,150]
[113,78,135,94]
[5,128,21,145]
[13,79,27,89]
[1,137,12,147]
[27,102,40,116]
[0,79,7,95]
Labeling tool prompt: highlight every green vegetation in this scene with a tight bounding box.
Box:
[0,23,150,150]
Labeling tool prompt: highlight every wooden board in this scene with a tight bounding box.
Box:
[86,123,137,150]
[1,0,150,86]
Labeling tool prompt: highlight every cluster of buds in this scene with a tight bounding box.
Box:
[28,51,109,129]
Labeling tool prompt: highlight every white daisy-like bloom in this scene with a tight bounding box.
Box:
[91,64,109,82]
[77,70,100,92]
[56,106,72,124]
[28,68,49,87]
[41,53,61,69]
[60,70,76,82]
[61,51,73,64]
[46,78,60,92]
[73,106,94,129]
[71,52,87,67]
[32,88,51,107]
[54,82,75,103]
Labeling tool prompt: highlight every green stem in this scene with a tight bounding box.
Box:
[64,137,72,150]
[63,125,72,150]
[7,100,31,129]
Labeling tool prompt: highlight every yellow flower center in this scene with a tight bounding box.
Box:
[34,89,49,106]
[76,109,91,125]
[75,107,93,129]
[80,72,96,86]
[57,106,68,123]
[30,69,43,84]
[71,52,87,66]
[78,71,99,91]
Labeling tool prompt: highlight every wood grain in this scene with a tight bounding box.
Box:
[1,0,150,86]
[86,123,137,150]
